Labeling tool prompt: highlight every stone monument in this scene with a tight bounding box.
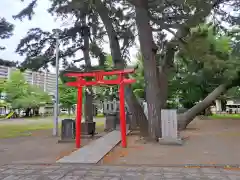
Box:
[159,109,183,145]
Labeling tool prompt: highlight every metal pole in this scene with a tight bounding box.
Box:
[53,33,60,136]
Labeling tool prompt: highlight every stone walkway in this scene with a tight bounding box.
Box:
[57,127,129,164]
[0,164,240,179]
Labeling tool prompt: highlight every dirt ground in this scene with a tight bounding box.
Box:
[102,118,240,165]
[0,129,99,166]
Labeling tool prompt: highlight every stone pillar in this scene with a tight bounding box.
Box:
[159,109,183,145]
[215,99,222,112]
[104,113,117,131]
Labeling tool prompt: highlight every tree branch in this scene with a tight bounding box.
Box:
[161,0,225,69]
[73,58,85,63]
[13,0,38,20]
[94,0,124,68]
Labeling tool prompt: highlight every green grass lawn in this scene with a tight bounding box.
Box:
[59,114,105,118]
[208,114,240,119]
[0,123,59,138]
[0,113,105,121]
[0,121,104,139]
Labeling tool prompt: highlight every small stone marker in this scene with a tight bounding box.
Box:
[59,119,75,142]
[159,109,183,145]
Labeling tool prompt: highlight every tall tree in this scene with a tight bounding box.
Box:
[175,25,240,128]
[169,24,232,109]
[128,0,240,136]
[4,70,51,114]
[93,0,149,137]
[13,0,149,137]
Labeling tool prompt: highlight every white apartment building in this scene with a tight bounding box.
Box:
[0,65,56,95]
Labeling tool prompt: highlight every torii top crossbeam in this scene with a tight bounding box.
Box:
[65,69,135,77]
[64,69,136,87]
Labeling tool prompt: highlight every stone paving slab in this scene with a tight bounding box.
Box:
[0,164,240,179]
[57,129,130,164]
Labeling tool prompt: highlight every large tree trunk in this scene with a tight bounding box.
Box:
[135,0,162,140]
[177,83,230,130]
[82,15,93,123]
[158,69,168,109]
[84,88,93,122]
[158,45,176,108]
[68,106,71,116]
[25,108,31,117]
[95,1,148,137]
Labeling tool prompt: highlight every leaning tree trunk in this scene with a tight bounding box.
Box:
[135,0,162,140]
[95,1,149,137]
[177,83,230,130]
[124,84,148,135]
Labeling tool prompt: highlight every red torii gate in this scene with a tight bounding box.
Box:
[64,69,136,148]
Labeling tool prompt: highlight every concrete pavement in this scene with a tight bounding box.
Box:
[0,164,239,179]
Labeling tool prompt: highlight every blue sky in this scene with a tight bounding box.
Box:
[0,0,139,70]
